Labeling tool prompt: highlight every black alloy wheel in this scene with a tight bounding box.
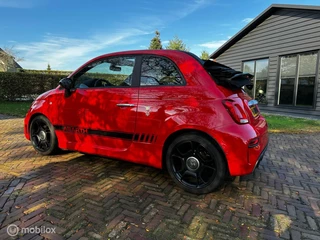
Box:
[166,133,226,194]
[30,115,58,155]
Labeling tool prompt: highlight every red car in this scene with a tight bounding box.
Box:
[24,50,268,194]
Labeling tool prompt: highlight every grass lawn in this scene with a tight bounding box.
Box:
[0,101,32,117]
[264,114,320,133]
[0,101,320,133]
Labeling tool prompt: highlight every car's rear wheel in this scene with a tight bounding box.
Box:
[30,115,58,155]
[166,133,226,194]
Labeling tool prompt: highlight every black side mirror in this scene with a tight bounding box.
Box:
[59,78,72,97]
[59,78,72,89]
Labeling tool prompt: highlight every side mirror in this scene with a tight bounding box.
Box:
[59,78,72,97]
[59,78,72,89]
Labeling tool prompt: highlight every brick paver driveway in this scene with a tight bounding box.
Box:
[0,116,319,240]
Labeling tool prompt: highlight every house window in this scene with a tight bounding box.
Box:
[243,59,269,104]
[278,52,318,107]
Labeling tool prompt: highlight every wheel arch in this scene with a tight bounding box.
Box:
[162,129,229,175]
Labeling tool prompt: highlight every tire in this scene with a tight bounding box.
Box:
[225,176,236,182]
[30,115,58,155]
[166,133,226,194]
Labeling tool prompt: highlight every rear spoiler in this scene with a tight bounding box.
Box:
[203,60,253,89]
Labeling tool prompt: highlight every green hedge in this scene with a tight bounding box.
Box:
[22,69,72,75]
[0,72,66,101]
[0,72,131,101]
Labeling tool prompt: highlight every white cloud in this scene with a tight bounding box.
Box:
[162,40,169,45]
[16,29,149,70]
[198,40,227,50]
[126,0,209,32]
[10,0,209,70]
[175,0,209,19]
[242,18,254,23]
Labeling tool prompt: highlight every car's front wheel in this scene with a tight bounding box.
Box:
[166,133,226,194]
[30,115,58,155]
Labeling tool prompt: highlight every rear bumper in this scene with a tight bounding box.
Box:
[252,141,268,172]
[227,131,268,176]
[210,115,268,176]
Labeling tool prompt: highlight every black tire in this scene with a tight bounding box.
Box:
[166,133,226,194]
[30,115,58,155]
[225,176,236,182]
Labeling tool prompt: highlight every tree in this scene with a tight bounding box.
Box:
[200,50,210,60]
[0,46,23,72]
[47,64,51,71]
[149,31,162,50]
[166,36,189,51]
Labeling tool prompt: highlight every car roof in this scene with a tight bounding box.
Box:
[92,49,191,60]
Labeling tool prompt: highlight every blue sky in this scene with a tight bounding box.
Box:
[1,0,319,70]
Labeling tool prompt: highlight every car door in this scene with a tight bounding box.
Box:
[131,55,187,167]
[55,55,139,155]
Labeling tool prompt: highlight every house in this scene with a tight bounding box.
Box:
[211,4,320,118]
[0,48,22,72]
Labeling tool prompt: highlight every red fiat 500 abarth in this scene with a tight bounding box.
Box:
[24,50,268,194]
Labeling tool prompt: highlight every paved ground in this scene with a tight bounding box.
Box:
[0,117,319,240]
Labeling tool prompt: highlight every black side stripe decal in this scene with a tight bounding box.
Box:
[54,125,158,143]
[54,125,133,140]
[133,134,139,141]
[133,133,156,143]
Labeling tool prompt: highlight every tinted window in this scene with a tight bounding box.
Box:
[243,61,255,98]
[140,56,184,86]
[242,59,269,104]
[73,56,135,88]
[279,52,317,106]
[297,52,317,106]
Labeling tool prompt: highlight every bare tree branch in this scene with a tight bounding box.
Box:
[0,46,24,72]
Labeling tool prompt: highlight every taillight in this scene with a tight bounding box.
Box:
[222,99,249,124]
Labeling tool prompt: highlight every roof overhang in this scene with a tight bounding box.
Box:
[210,4,320,59]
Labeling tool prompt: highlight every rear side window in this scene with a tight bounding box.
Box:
[140,56,184,86]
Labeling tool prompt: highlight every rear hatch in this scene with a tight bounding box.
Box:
[203,60,260,124]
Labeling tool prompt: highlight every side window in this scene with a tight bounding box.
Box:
[73,56,136,88]
[140,56,184,86]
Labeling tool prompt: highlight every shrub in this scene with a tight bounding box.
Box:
[0,72,66,101]
[0,72,131,101]
[21,69,72,75]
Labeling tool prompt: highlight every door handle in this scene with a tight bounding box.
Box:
[117,103,135,107]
